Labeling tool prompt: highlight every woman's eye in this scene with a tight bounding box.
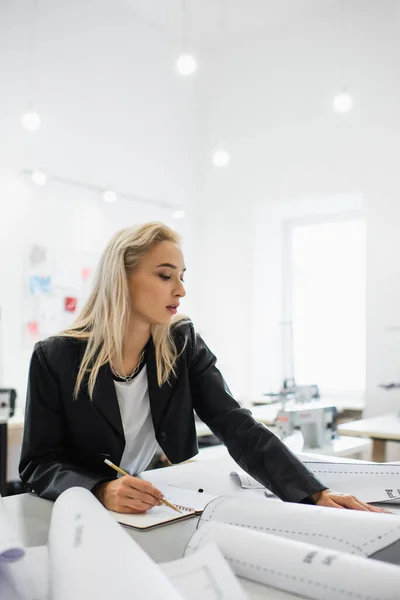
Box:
[159,274,171,281]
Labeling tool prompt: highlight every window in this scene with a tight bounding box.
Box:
[284,216,366,396]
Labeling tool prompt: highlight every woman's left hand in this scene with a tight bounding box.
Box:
[310,489,390,513]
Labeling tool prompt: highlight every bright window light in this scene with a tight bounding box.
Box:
[289,218,365,394]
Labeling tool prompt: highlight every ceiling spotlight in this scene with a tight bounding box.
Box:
[212,149,230,168]
[103,190,117,203]
[22,111,41,131]
[32,171,47,185]
[176,54,197,76]
[172,209,185,220]
[333,92,353,113]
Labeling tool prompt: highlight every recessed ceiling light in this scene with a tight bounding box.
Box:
[176,54,197,76]
[212,149,230,167]
[333,93,353,113]
[22,111,41,131]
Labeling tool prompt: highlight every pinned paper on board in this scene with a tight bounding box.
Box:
[64,297,77,313]
[26,321,39,337]
[81,267,92,281]
[23,245,99,345]
[29,275,52,295]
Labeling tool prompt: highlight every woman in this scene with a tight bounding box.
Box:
[20,222,382,514]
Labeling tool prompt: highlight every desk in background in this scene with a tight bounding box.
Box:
[196,403,373,462]
[193,435,372,463]
[338,413,400,462]
[0,415,24,495]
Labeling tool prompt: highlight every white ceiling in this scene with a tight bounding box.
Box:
[121,0,337,47]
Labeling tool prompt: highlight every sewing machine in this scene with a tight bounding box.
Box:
[275,402,337,449]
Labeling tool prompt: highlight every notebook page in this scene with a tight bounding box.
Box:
[160,486,218,513]
[0,496,24,563]
[303,462,400,503]
[230,470,265,489]
[186,522,400,600]
[199,495,400,563]
[49,487,184,600]
[161,543,248,600]
[108,486,217,529]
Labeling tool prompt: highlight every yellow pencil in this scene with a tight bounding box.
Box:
[103,458,182,514]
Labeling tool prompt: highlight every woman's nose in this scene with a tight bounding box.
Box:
[176,281,186,297]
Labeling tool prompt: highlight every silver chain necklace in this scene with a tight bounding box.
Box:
[111,350,145,383]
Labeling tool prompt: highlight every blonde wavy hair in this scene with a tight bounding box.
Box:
[61,222,188,399]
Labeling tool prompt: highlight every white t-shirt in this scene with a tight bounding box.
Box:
[114,365,158,475]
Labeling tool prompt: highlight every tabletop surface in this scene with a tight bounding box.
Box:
[3,452,396,600]
[338,413,400,440]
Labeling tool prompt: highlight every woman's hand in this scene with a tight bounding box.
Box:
[93,475,164,513]
[310,489,389,513]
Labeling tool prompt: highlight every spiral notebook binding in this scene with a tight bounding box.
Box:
[174,504,195,513]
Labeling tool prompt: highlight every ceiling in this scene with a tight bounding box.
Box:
[121,0,337,47]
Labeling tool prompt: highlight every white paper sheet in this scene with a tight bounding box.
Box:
[160,486,218,513]
[303,462,400,503]
[0,496,24,563]
[230,470,265,489]
[48,487,184,600]
[199,495,400,563]
[161,543,248,600]
[0,547,48,600]
[186,522,400,600]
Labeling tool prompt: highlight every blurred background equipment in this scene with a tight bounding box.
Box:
[276,403,337,450]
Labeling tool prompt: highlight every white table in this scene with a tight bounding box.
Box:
[338,413,400,461]
[2,452,392,600]
[2,455,315,600]
[252,397,365,412]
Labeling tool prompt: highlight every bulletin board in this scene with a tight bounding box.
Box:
[22,244,99,344]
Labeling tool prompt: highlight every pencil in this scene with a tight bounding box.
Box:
[103,458,182,514]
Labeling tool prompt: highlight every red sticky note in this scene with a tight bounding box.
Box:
[65,297,77,312]
[81,268,91,281]
[27,321,39,335]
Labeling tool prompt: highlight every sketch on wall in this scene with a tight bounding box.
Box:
[23,244,99,344]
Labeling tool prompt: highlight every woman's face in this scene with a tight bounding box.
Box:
[128,240,186,326]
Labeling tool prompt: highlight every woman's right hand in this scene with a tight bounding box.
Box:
[93,475,164,513]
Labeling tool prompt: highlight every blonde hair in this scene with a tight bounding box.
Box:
[61,222,187,399]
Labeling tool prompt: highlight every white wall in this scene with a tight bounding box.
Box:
[194,0,400,417]
[0,0,197,407]
[2,0,400,428]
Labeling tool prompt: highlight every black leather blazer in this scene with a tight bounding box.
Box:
[19,321,326,502]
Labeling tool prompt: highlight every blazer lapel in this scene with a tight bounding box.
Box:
[146,339,176,432]
[91,362,124,438]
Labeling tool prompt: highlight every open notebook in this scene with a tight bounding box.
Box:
[108,485,217,530]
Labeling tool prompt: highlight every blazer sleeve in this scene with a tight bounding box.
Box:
[19,343,110,500]
[188,326,327,503]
